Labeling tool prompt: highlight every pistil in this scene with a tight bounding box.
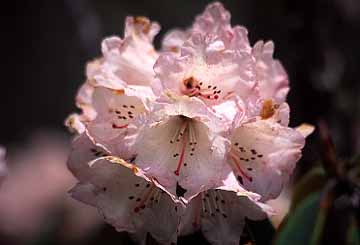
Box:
[174,132,188,176]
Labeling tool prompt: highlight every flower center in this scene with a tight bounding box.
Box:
[181,76,221,101]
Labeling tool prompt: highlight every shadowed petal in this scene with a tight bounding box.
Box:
[180,189,271,245]
[68,134,181,244]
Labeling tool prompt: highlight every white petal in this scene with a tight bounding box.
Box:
[75,82,97,121]
[252,41,289,103]
[154,33,256,106]
[180,190,269,245]
[295,123,315,138]
[162,29,188,53]
[70,182,97,206]
[229,119,305,201]
[134,116,228,202]
[86,87,147,158]
[65,113,86,134]
[99,17,159,88]
[152,95,226,133]
[68,134,180,244]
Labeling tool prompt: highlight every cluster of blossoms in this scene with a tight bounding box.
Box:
[66,2,313,244]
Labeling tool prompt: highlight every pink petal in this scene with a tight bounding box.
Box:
[0,147,7,186]
[162,29,188,53]
[86,87,148,158]
[134,115,228,202]
[97,16,159,89]
[65,113,86,134]
[68,134,180,244]
[155,32,256,106]
[252,41,290,103]
[180,189,270,244]
[161,2,252,53]
[75,82,97,121]
[81,17,160,93]
[193,2,231,37]
[229,119,306,201]
[152,96,226,133]
[295,123,315,138]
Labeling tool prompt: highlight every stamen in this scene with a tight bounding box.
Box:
[156,191,163,203]
[201,193,207,214]
[188,123,197,146]
[133,183,155,213]
[177,122,188,141]
[229,152,253,182]
[174,131,188,176]
[151,190,161,203]
[216,191,228,217]
[204,192,214,216]
[169,119,188,144]
[170,126,182,144]
[217,191,226,204]
[210,192,220,213]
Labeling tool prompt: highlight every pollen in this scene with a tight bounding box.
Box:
[260,99,278,119]
[183,77,197,90]
[134,16,151,34]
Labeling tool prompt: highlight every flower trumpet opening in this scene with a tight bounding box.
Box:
[167,116,199,176]
[181,76,221,101]
[134,114,228,202]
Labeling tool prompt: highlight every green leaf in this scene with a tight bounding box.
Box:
[347,217,360,245]
[274,192,321,245]
[291,167,326,211]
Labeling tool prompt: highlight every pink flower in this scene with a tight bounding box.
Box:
[133,98,229,202]
[66,2,314,244]
[65,16,159,135]
[155,33,255,106]
[0,147,7,186]
[179,189,272,244]
[68,134,181,244]
[89,16,159,97]
[84,87,149,159]
[227,102,313,201]
[252,41,289,104]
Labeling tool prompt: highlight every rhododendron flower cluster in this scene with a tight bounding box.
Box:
[66,2,313,244]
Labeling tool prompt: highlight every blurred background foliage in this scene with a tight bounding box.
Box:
[274,123,360,245]
[1,0,359,244]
